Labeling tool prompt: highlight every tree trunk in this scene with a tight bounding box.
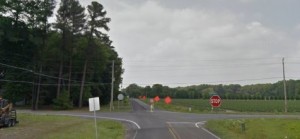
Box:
[67,53,72,95]
[35,65,42,110]
[57,60,63,98]
[67,34,74,96]
[31,66,36,110]
[79,59,88,108]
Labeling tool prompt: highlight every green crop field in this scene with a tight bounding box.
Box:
[149,99,300,113]
[206,118,300,139]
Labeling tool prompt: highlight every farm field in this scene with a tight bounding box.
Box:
[0,114,125,139]
[206,118,300,139]
[149,99,300,113]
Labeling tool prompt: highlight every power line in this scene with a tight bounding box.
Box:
[125,57,286,63]
[0,79,112,86]
[123,77,284,86]
[125,64,282,72]
[0,62,33,72]
[0,62,96,84]
[126,62,281,68]
[0,79,33,84]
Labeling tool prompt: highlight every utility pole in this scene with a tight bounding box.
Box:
[110,60,115,112]
[282,57,287,113]
[35,65,43,110]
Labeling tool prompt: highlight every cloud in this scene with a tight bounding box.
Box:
[296,24,300,30]
[101,0,300,86]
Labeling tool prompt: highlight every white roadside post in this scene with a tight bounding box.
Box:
[89,97,100,139]
[150,99,154,112]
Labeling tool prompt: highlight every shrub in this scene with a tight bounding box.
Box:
[53,90,73,110]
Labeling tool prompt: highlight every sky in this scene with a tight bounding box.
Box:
[54,0,300,87]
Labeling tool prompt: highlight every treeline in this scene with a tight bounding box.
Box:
[0,0,123,109]
[125,80,300,100]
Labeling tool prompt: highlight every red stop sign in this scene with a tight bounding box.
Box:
[164,96,172,104]
[210,95,221,107]
[154,96,160,102]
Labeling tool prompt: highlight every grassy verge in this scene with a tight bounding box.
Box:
[0,113,125,139]
[205,118,300,139]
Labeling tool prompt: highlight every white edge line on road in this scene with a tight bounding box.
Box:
[195,121,220,139]
[132,130,138,139]
[195,122,204,128]
[48,113,140,139]
[22,112,141,139]
[195,122,199,128]
[201,127,221,139]
[96,116,141,129]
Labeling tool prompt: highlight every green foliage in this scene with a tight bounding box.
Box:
[53,90,73,110]
[126,80,300,100]
[0,0,123,109]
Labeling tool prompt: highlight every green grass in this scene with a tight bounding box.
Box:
[0,114,125,139]
[17,100,132,113]
[206,118,300,139]
[146,99,300,113]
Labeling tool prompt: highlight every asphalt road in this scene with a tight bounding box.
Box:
[129,99,219,139]
[19,99,300,139]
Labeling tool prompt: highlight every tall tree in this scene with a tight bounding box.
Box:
[55,0,86,100]
[0,0,7,14]
[4,0,27,27]
[55,0,72,98]
[78,1,110,108]
[33,0,56,110]
[67,0,85,95]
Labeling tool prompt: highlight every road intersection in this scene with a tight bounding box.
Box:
[19,99,300,139]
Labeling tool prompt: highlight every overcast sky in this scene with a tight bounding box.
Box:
[55,0,300,87]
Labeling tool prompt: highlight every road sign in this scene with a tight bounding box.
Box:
[88,97,100,139]
[150,98,154,104]
[117,94,124,100]
[154,96,160,102]
[164,96,172,104]
[210,95,221,107]
[89,97,100,111]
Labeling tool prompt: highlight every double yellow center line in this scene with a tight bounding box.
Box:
[166,122,181,139]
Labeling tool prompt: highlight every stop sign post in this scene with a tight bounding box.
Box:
[210,95,221,108]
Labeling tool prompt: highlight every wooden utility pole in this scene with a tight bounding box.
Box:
[35,65,42,110]
[282,58,287,113]
[110,60,115,112]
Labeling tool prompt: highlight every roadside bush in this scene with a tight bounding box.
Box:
[53,90,73,110]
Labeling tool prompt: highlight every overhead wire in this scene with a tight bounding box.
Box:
[0,62,108,85]
[1,57,299,87]
[0,79,112,86]
[122,77,284,86]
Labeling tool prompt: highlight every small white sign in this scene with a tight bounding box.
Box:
[150,98,154,103]
[89,97,100,111]
[118,94,124,100]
